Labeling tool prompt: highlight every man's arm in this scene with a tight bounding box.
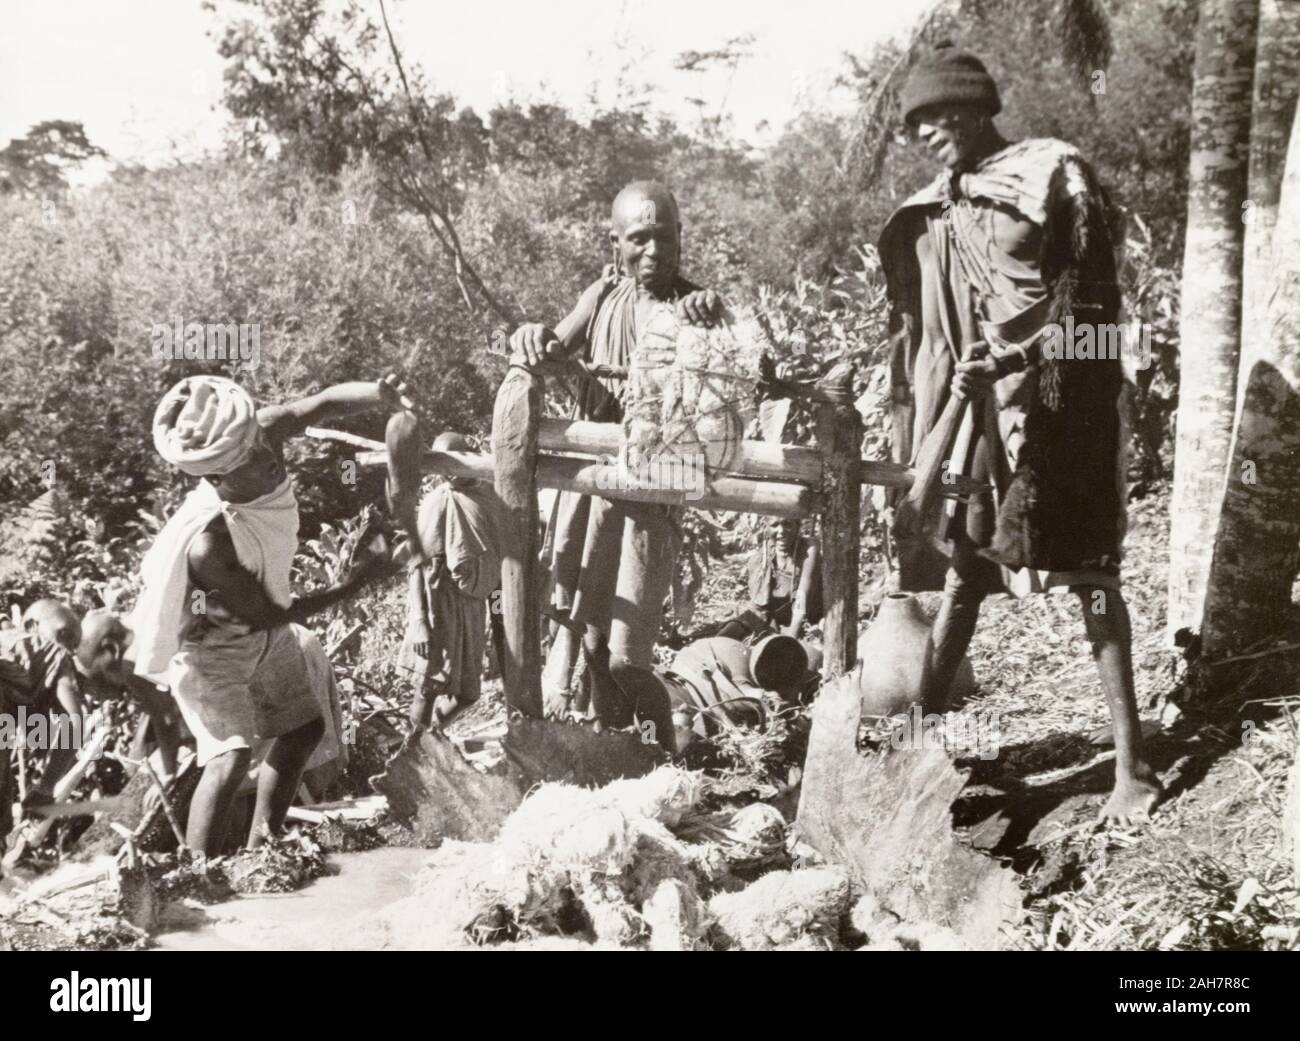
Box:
[259,374,414,444]
[51,672,84,722]
[509,278,608,366]
[958,155,1124,402]
[187,526,385,632]
[22,662,84,803]
[671,275,725,328]
[126,674,180,778]
[407,564,431,658]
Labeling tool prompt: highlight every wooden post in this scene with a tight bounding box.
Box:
[816,364,862,680]
[385,411,424,565]
[491,364,544,719]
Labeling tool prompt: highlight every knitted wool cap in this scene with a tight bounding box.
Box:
[899,41,1001,127]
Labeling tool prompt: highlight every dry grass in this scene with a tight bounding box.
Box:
[1012,710,1300,951]
[934,483,1300,952]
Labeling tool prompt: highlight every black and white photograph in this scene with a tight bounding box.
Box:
[0,0,1297,982]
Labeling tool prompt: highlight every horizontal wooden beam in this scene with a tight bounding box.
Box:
[312,420,985,497]
[539,419,821,483]
[537,418,985,495]
[356,448,814,519]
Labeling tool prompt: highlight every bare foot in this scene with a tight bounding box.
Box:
[1098,767,1163,826]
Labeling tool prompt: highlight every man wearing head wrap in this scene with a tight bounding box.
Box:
[878,43,1159,824]
[396,432,507,729]
[133,372,411,855]
[509,180,724,750]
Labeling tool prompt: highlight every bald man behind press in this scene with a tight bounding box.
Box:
[510,181,724,749]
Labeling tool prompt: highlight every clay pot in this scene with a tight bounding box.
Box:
[749,633,808,695]
[855,593,976,718]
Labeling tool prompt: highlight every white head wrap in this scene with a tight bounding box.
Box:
[152,376,260,476]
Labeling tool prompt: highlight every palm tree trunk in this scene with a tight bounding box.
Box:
[1166,0,1259,644]
[1202,99,1300,657]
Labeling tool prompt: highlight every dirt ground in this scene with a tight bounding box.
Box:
[3,481,1297,951]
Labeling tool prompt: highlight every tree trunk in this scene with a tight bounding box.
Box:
[1236,0,1300,424]
[1202,99,1300,656]
[1167,0,1259,644]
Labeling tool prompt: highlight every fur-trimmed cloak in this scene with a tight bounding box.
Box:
[878,138,1126,590]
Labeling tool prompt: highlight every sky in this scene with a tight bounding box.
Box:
[0,0,933,179]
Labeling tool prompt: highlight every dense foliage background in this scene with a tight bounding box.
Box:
[0,0,1196,607]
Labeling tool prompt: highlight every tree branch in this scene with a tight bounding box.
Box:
[375,0,517,323]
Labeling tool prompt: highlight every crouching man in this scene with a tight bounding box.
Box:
[132,374,408,854]
[75,607,182,779]
[1,601,84,854]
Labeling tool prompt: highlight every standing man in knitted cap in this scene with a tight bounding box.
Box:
[878,42,1161,823]
[133,373,410,854]
[510,180,724,748]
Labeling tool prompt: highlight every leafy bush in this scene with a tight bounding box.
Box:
[0,160,496,540]
[0,0,1199,623]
